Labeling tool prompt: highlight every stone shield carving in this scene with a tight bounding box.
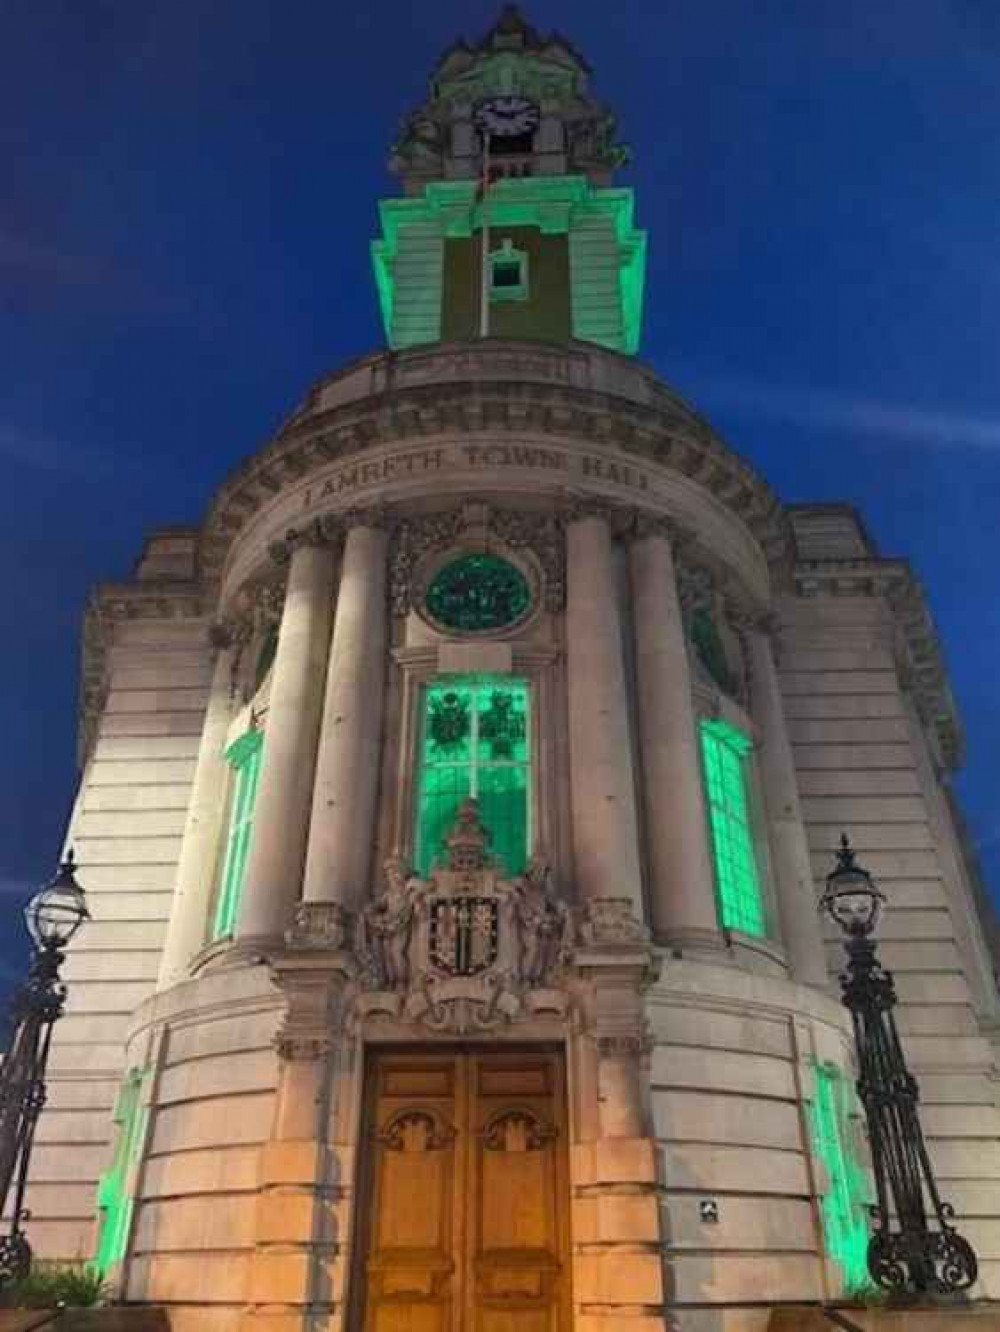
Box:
[356,800,568,1033]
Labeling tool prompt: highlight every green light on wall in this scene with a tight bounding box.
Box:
[415,675,530,876]
[213,728,264,939]
[807,1062,874,1296]
[95,1067,150,1275]
[371,175,646,355]
[699,718,766,937]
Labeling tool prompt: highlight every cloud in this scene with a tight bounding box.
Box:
[675,372,1000,454]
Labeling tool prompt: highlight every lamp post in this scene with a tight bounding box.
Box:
[0,851,89,1287]
[821,834,977,1297]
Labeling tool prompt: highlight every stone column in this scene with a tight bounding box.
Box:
[157,642,236,987]
[628,518,720,948]
[745,623,828,986]
[237,542,337,944]
[302,518,388,912]
[565,507,643,914]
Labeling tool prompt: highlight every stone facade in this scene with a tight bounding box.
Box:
[23,9,1000,1332]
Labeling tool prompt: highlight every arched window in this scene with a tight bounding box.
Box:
[699,718,766,937]
[414,675,530,877]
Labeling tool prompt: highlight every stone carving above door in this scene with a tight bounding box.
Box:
[355,799,570,1033]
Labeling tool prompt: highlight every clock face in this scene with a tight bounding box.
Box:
[474,96,541,139]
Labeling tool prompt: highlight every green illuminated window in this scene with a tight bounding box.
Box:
[95,1067,149,1274]
[807,1062,873,1295]
[415,675,530,877]
[212,728,264,939]
[489,238,529,302]
[699,718,766,937]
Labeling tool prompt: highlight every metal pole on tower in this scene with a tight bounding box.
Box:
[479,131,491,339]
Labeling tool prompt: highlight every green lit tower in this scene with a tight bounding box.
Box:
[373,5,646,351]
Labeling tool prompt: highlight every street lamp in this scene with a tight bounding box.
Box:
[822,835,977,1297]
[0,851,89,1286]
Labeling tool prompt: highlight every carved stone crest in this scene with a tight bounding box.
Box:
[356,800,568,1033]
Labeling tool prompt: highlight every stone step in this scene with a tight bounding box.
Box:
[769,1305,1000,1331]
[0,1312,170,1332]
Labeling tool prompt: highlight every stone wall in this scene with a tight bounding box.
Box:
[778,586,1000,1300]
[123,968,281,1332]
[28,613,211,1262]
[649,962,852,1328]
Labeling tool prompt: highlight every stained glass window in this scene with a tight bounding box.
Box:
[425,554,531,633]
[415,675,530,876]
[699,718,766,937]
[212,728,264,939]
[807,1062,873,1295]
[95,1067,149,1274]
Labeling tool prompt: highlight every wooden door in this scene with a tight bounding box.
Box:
[356,1048,571,1332]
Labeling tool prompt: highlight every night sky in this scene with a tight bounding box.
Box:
[2,1,998,991]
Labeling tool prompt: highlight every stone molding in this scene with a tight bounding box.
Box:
[198,341,792,588]
[78,580,206,766]
[795,556,962,768]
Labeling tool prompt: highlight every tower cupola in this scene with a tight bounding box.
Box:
[372,5,646,354]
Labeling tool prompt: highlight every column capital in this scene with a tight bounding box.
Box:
[722,593,775,638]
[563,494,619,526]
[341,503,395,534]
[625,507,697,551]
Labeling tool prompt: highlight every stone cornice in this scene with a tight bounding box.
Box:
[197,341,793,591]
[78,579,207,769]
[793,556,963,770]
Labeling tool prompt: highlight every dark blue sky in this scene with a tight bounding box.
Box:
[1,0,998,985]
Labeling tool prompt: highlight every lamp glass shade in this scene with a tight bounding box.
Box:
[822,838,885,938]
[26,854,89,949]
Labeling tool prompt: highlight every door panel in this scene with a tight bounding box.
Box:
[357,1049,570,1332]
[363,1058,460,1332]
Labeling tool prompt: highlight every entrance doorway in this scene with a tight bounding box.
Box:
[353,1047,572,1332]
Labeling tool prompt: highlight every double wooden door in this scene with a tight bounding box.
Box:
[354,1048,572,1332]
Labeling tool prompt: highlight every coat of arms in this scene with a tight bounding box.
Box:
[355,799,568,1032]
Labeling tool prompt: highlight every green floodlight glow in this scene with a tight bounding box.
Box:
[699,718,766,937]
[807,1062,874,1296]
[95,1067,150,1275]
[415,674,530,878]
[371,175,646,355]
[213,728,264,940]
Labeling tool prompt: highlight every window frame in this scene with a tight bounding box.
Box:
[698,714,771,940]
[413,673,532,877]
[488,237,529,303]
[211,727,264,940]
[387,646,561,883]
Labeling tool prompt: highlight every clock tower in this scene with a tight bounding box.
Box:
[373,4,646,351]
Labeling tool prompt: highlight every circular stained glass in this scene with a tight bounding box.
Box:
[425,554,532,633]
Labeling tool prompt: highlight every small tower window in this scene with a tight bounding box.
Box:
[699,718,766,937]
[489,238,529,302]
[212,727,264,939]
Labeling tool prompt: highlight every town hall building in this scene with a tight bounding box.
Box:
[27,8,1000,1330]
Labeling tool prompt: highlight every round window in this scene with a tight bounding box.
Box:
[425,554,532,633]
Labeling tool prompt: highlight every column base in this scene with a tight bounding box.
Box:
[654,925,727,958]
